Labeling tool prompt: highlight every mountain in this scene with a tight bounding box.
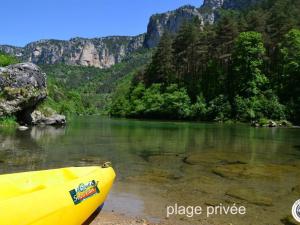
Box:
[0,35,145,68]
[0,0,260,68]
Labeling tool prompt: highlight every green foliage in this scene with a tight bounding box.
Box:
[278,29,300,123]
[258,118,269,126]
[231,31,268,98]
[110,83,191,119]
[206,95,232,122]
[234,92,285,121]
[173,19,203,101]
[0,116,18,127]
[0,52,18,67]
[161,84,191,119]
[111,2,300,124]
[41,49,152,116]
[191,95,207,120]
[144,33,175,86]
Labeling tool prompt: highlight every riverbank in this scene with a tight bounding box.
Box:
[88,212,155,225]
[89,211,223,225]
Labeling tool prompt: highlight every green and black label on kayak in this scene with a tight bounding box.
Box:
[69,180,100,205]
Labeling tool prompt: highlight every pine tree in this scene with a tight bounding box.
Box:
[278,29,300,123]
[144,32,175,86]
[173,19,203,101]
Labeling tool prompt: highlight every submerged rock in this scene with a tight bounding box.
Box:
[212,163,298,180]
[281,215,298,225]
[0,63,47,116]
[226,188,273,206]
[18,126,29,131]
[269,120,277,127]
[183,151,249,165]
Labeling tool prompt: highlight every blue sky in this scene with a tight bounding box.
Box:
[1,0,202,46]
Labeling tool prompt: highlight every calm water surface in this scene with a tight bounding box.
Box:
[1,116,300,225]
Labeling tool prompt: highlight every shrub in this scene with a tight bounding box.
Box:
[161,84,191,119]
[234,91,286,121]
[0,116,18,127]
[191,95,207,120]
[206,95,232,121]
[0,52,18,67]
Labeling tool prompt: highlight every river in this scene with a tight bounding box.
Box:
[0,116,300,225]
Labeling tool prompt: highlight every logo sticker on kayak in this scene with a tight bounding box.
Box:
[69,180,100,205]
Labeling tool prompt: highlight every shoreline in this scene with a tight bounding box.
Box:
[87,211,158,225]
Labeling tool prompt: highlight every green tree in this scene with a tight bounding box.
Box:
[161,84,191,119]
[144,32,175,86]
[278,29,300,123]
[231,31,268,98]
[173,19,202,101]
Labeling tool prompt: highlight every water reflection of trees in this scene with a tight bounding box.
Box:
[0,126,66,174]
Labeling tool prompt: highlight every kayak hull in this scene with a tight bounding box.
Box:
[0,166,116,225]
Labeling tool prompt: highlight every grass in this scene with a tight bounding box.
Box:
[0,116,18,127]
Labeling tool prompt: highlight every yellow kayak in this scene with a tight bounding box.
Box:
[0,164,116,225]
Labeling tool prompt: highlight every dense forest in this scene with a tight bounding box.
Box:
[110,0,300,125]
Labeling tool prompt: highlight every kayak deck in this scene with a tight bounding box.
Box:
[0,167,96,200]
[0,166,116,225]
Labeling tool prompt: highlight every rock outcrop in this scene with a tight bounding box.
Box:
[144,5,204,48]
[0,63,65,126]
[0,63,47,116]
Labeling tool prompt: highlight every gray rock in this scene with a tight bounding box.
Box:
[226,188,273,206]
[30,110,66,126]
[269,120,277,127]
[18,126,29,131]
[0,63,47,116]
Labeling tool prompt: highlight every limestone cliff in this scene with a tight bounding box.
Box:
[0,35,145,69]
[144,5,204,48]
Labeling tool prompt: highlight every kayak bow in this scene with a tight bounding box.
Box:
[0,164,116,225]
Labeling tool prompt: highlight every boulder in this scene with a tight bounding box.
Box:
[30,110,66,126]
[0,63,47,116]
[268,120,277,127]
[226,188,273,206]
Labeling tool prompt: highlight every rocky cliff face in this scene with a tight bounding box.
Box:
[144,5,204,48]
[0,35,145,68]
[143,0,261,48]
